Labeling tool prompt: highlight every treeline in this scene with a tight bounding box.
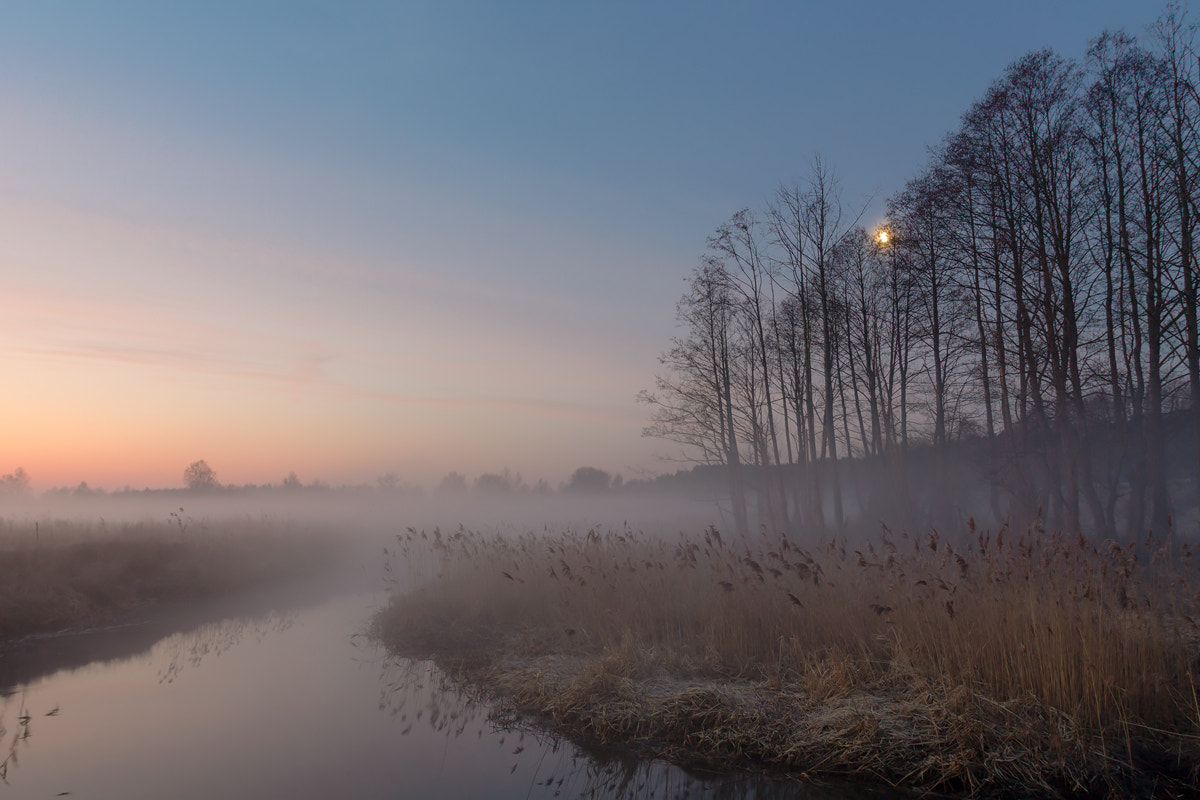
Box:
[4,464,630,500]
[643,9,1200,540]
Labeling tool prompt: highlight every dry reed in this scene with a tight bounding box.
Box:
[0,516,340,640]
[374,522,1200,797]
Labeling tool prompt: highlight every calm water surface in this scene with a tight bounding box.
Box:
[0,590,911,799]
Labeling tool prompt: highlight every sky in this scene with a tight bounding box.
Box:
[0,0,1176,491]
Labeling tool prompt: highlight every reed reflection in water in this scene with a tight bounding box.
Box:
[376,655,913,800]
[0,592,903,799]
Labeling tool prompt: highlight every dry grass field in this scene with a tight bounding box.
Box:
[0,516,340,641]
[374,522,1200,798]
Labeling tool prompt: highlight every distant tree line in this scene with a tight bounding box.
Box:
[6,463,638,500]
[643,9,1200,539]
[435,466,621,495]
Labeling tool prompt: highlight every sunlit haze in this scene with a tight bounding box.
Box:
[0,1,1161,489]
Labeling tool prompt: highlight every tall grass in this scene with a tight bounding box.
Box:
[0,516,340,640]
[376,522,1200,795]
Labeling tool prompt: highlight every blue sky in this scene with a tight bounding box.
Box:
[0,1,1175,488]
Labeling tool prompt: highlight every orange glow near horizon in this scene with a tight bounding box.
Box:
[1,356,648,490]
[0,198,657,491]
[4,388,648,491]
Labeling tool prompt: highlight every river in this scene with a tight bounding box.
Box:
[0,586,913,799]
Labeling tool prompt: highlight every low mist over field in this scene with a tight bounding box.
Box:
[0,492,690,533]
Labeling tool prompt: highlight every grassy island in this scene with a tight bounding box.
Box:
[374,523,1200,798]
[0,516,341,642]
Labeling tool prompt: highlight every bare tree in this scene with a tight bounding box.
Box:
[645,10,1200,539]
[641,261,749,534]
[708,210,791,533]
[184,460,218,491]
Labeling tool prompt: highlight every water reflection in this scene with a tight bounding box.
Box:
[0,574,334,694]
[155,612,295,685]
[0,593,914,799]
[374,656,911,800]
[0,609,298,791]
[0,694,29,782]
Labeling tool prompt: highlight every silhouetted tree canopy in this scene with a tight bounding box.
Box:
[183,460,218,491]
[0,467,31,495]
[474,468,523,494]
[644,6,1200,538]
[566,466,612,492]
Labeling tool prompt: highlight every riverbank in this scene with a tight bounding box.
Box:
[373,524,1200,798]
[0,516,342,642]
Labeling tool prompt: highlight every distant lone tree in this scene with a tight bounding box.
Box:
[0,467,31,495]
[566,466,612,493]
[184,460,218,491]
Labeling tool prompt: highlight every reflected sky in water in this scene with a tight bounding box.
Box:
[0,593,911,799]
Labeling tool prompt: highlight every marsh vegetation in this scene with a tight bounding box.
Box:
[375,523,1200,798]
[0,515,341,641]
